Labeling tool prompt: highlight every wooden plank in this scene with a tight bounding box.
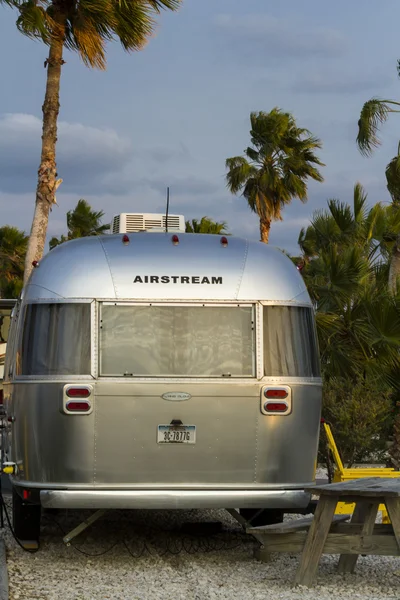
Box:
[385,498,400,552]
[331,523,392,535]
[309,478,400,498]
[294,495,338,587]
[247,514,350,535]
[337,501,379,574]
[253,532,400,556]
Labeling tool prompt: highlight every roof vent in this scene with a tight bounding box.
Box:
[111,213,185,234]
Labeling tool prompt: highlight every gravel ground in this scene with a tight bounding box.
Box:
[1,503,400,600]
[2,468,400,600]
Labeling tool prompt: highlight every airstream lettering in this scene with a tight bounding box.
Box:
[2,224,322,545]
[133,275,223,284]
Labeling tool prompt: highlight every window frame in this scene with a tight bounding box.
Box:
[14,299,95,381]
[261,302,320,380]
[98,301,257,380]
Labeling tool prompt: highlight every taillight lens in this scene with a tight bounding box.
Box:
[264,388,288,399]
[66,400,91,412]
[261,385,291,415]
[66,387,91,398]
[264,401,288,413]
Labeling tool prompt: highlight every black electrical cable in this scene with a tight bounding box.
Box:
[44,511,258,558]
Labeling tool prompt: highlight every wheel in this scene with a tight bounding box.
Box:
[12,487,41,544]
[239,508,284,527]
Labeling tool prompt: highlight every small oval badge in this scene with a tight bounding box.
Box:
[162,392,191,402]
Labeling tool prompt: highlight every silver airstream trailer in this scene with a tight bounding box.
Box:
[2,214,321,544]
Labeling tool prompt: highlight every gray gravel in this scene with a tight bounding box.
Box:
[1,499,400,600]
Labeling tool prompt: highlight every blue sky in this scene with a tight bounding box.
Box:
[1,0,400,254]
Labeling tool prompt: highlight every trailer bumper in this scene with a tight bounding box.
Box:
[39,488,311,510]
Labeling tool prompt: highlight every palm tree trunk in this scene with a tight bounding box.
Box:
[259,218,271,244]
[23,34,65,284]
[389,235,400,294]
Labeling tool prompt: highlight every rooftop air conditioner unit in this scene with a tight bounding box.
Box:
[111,213,185,234]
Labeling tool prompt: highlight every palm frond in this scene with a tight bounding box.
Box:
[353,182,368,223]
[357,98,400,156]
[225,156,256,195]
[3,0,182,68]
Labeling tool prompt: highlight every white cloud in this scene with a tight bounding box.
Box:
[0,113,131,194]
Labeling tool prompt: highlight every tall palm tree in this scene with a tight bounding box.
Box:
[1,0,181,284]
[49,199,109,249]
[0,226,28,298]
[225,108,324,243]
[185,217,229,235]
[356,66,400,293]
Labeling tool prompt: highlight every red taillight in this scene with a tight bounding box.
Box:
[122,234,130,245]
[23,489,30,500]
[66,387,91,398]
[220,236,228,247]
[264,401,288,413]
[66,400,91,412]
[172,234,179,245]
[264,388,288,399]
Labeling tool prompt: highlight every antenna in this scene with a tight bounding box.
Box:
[165,186,170,232]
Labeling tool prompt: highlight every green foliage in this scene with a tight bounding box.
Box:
[185,217,229,235]
[1,0,182,69]
[0,226,28,298]
[50,199,109,249]
[321,377,394,466]
[298,184,400,388]
[225,108,324,239]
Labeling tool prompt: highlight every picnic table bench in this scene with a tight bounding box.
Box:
[248,477,400,587]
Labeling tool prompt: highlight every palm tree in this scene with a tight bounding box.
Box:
[0,226,28,298]
[356,67,400,293]
[0,0,181,285]
[185,217,229,235]
[298,183,389,264]
[225,108,324,243]
[49,199,109,249]
[297,193,400,387]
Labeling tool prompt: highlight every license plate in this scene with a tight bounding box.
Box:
[157,425,196,444]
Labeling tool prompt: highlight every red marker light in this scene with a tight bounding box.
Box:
[66,401,91,412]
[264,401,288,413]
[122,234,130,245]
[264,388,288,399]
[172,234,179,245]
[220,236,228,247]
[66,387,91,398]
[32,260,39,268]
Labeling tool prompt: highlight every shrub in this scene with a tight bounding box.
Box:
[319,377,394,468]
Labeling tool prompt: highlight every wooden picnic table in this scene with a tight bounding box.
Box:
[248,477,400,587]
